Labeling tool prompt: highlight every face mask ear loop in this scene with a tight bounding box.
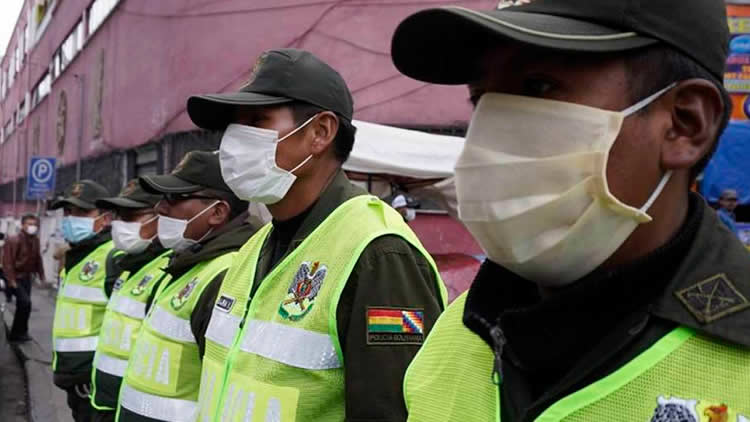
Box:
[290,154,314,174]
[187,200,221,224]
[640,170,673,213]
[142,215,160,241]
[278,114,318,143]
[622,82,678,117]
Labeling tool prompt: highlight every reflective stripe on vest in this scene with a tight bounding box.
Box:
[239,319,341,370]
[200,196,447,421]
[108,296,147,320]
[62,284,108,303]
[119,384,198,421]
[55,335,99,352]
[204,308,241,348]
[147,305,195,343]
[95,352,129,377]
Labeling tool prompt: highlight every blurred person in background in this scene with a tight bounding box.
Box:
[718,188,740,236]
[2,214,44,342]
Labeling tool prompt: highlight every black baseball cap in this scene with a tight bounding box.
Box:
[50,180,111,210]
[391,0,729,85]
[187,48,354,130]
[96,179,162,210]
[139,150,235,196]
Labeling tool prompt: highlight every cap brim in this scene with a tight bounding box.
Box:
[139,175,203,194]
[391,6,659,84]
[95,197,151,210]
[187,93,294,130]
[49,197,97,210]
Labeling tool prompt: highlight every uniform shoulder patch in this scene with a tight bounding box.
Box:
[675,273,750,324]
[367,307,424,345]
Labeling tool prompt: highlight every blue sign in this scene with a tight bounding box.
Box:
[26,157,57,200]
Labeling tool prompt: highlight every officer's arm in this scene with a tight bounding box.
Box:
[103,249,126,298]
[338,235,444,422]
[190,270,226,359]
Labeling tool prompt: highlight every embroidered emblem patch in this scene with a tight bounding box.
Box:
[278,261,327,321]
[675,274,750,324]
[650,396,746,422]
[131,274,154,296]
[216,294,235,313]
[79,261,101,282]
[366,307,425,345]
[170,278,198,310]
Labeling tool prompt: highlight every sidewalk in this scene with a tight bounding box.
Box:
[2,284,72,422]
[0,304,27,422]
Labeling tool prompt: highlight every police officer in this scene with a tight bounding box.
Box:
[391,0,750,420]
[90,180,171,422]
[116,151,256,422]
[50,179,115,422]
[187,48,447,421]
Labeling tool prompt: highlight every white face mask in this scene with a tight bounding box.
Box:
[456,84,675,286]
[404,208,416,222]
[219,115,317,204]
[157,201,219,252]
[25,225,38,235]
[112,216,158,254]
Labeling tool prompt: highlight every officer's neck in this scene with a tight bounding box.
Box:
[267,161,339,222]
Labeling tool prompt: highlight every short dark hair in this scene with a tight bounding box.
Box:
[288,101,357,162]
[624,45,732,182]
[21,214,39,224]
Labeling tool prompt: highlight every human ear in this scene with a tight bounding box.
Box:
[207,201,231,227]
[310,112,338,156]
[661,79,724,170]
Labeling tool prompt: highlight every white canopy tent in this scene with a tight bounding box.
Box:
[344,120,465,179]
[343,120,465,216]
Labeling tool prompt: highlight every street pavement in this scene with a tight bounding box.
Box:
[0,303,27,422]
[2,285,72,422]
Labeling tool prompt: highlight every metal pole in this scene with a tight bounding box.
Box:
[74,74,85,181]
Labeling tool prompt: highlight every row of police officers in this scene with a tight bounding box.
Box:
[49,0,750,421]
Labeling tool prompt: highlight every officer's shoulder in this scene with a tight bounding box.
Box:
[652,208,750,348]
[358,234,428,267]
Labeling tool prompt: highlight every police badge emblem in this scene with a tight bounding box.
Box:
[278,261,327,321]
[170,278,198,310]
[131,274,154,296]
[79,261,101,282]
[113,276,125,291]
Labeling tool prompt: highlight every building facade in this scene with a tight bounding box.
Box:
[0,0,493,215]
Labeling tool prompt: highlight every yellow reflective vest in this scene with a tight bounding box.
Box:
[116,252,235,422]
[91,250,172,410]
[53,240,116,374]
[404,292,750,421]
[198,196,447,421]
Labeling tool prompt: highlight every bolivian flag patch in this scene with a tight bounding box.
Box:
[367,307,424,345]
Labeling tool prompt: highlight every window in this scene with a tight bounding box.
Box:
[24,24,30,53]
[31,72,51,109]
[75,19,86,51]
[17,100,26,124]
[60,32,76,70]
[8,56,15,86]
[15,45,22,72]
[88,0,118,36]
